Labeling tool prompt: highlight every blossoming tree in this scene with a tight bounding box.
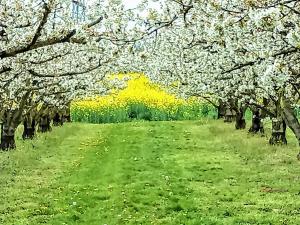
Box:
[132,0,300,150]
[0,0,139,149]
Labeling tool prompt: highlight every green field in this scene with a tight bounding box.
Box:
[1,120,300,225]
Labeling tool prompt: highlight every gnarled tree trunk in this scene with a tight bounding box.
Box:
[217,100,226,119]
[224,107,236,123]
[64,105,71,122]
[53,112,63,126]
[22,118,36,140]
[235,110,246,130]
[269,118,287,145]
[1,123,16,150]
[0,110,21,150]
[38,115,52,133]
[249,108,264,134]
[282,99,300,144]
[282,98,300,159]
[1,92,31,150]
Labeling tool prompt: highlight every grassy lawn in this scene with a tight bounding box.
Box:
[0,120,300,225]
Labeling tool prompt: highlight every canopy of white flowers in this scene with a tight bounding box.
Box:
[1,0,300,150]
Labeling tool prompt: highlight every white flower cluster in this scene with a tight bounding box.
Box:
[128,0,300,117]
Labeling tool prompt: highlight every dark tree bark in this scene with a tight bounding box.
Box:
[235,111,246,130]
[269,118,287,145]
[22,119,36,140]
[64,106,71,122]
[282,98,300,159]
[249,109,264,134]
[217,100,226,119]
[38,115,52,133]
[282,100,300,144]
[0,109,22,150]
[224,107,236,123]
[53,112,63,126]
[0,92,30,150]
[1,123,16,150]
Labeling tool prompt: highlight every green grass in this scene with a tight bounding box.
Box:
[0,120,300,225]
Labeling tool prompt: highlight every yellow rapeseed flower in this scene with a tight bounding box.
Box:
[72,73,196,113]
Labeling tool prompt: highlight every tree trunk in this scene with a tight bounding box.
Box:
[38,115,52,133]
[235,111,246,130]
[249,109,264,134]
[217,100,226,119]
[0,90,31,150]
[224,108,236,123]
[282,98,300,159]
[1,123,16,150]
[269,118,287,145]
[22,119,36,140]
[64,106,71,122]
[53,113,63,126]
[282,100,300,144]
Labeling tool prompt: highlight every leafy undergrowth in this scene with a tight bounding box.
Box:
[0,120,300,225]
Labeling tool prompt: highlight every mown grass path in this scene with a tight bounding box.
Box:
[0,120,300,225]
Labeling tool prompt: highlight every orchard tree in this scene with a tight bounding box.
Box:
[131,0,300,153]
[0,0,146,150]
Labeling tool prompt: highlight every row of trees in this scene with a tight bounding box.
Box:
[0,0,141,149]
[0,0,185,150]
[125,0,300,156]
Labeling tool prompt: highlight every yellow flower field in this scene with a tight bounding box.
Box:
[71,73,216,123]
